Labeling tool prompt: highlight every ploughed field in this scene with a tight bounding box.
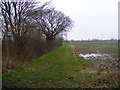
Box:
[3,41,120,88]
[72,41,118,73]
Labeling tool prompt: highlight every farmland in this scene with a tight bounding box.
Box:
[72,41,118,73]
[3,41,120,88]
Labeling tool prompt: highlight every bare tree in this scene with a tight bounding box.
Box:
[1,0,74,71]
[1,0,37,39]
[1,0,41,64]
[32,8,73,50]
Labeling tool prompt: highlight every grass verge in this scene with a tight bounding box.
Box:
[3,44,119,88]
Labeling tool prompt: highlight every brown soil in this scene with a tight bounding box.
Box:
[81,66,98,73]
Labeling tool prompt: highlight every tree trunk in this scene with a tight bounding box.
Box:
[47,40,52,51]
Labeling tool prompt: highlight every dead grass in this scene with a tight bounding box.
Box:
[71,45,79,57]
[2,57,29,73]
[81,66,98,73]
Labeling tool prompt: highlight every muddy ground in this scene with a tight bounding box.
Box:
[72,42,119,73]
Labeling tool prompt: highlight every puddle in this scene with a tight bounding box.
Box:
[79,53,118,73]
[79,53,112,59]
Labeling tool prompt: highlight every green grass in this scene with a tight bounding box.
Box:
[66,41,118,46]
[3,44,119,88]
[72,41,118,55]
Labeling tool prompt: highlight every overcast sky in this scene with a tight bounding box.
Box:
[49,0,119,40]
[1,0,119,40]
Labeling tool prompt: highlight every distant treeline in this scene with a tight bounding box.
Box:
[64,39,118,43]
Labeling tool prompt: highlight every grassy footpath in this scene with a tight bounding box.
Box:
[3,45,119,88]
